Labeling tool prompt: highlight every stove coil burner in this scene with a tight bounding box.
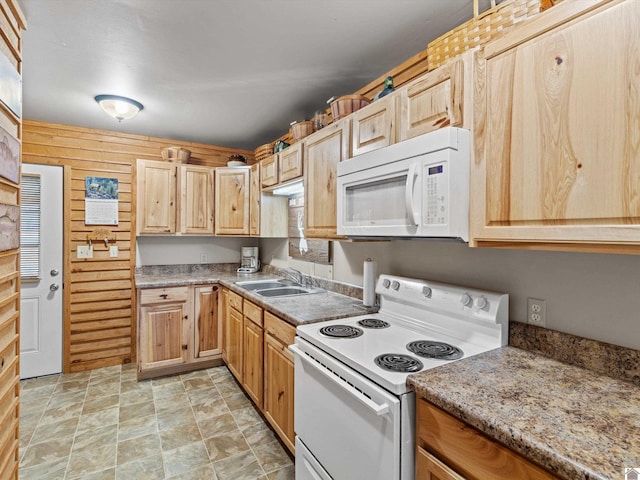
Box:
[374,353,423,373]
[357,318,390,329]
[319,325,364,338]
[407,340,463,360]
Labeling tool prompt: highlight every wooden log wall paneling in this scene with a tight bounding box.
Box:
[0,2,25,479]
[21,120,253,373]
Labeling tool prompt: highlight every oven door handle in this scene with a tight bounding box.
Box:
[405,162,418,226]
[290,344,391,417]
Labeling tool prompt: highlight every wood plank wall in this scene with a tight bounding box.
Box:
[21,121,253,373]
[0,2,26,479]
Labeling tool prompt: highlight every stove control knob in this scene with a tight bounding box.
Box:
[391,280,400,291]
[422,286,432,298]
[474,296,488,310]
[382,279,391,289]
[460,294,473,307]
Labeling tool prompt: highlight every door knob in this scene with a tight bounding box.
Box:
[49,284,60,292]
[50,269,60,277]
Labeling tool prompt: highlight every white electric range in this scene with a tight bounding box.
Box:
[290,274,509,480]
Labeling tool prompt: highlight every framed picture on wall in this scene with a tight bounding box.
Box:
[0,50,21,118]
[0,124,20,184]
[0,203,19,252]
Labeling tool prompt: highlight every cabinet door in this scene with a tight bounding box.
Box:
[139,302,188,371]
[351,94,396,156]
[264,333,295,453]
[193,285,221,360]
[225,302,244,381]
[243,318,264,409]
[178,165,214,234]
[471,0,640,252]
[221,289,228,362]
[136,159,177,234]
[260,154,279,188]
[304,120,350,239]
[250,163,260,236]
[398,59,463,142]
[215,167,250,235]
[279,143,304,183]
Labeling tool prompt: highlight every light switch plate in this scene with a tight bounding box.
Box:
[77,245,93,258]
[109,245,118,257]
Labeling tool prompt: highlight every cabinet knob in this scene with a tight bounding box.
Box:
[212,286,218,292]
[182,344,188,351]
[160,294,168,299]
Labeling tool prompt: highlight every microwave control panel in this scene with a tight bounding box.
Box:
[423,162,448,225]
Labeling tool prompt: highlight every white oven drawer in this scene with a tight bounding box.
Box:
[291,339,402,480]
[295,437,332,480]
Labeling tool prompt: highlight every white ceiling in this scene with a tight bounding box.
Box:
[19,0,491,151]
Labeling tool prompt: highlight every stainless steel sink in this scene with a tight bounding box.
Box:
[235,279,324,297]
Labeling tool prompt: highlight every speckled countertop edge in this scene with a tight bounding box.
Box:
[408,346,640,480]
[134,266,377,326]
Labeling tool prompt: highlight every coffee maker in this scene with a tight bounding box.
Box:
[237,246,260,274]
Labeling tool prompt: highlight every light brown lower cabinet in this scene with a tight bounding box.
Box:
[263,311,296,454]
[416,399,559,480]
[137,284,223,380]
[221,289,295,454]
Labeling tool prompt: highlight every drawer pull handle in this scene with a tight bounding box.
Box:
[160,294,168,299]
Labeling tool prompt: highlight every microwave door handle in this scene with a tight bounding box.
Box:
[405,163,419,226]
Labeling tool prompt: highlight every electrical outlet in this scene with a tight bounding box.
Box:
[77,245,93,259]
[109,245,118,257]
[527,297,546,327]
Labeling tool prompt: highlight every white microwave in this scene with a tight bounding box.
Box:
[337,127,470,240]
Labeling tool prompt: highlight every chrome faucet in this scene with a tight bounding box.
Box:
[282,268,303,286]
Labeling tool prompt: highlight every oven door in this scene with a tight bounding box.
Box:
[291,339,405,480]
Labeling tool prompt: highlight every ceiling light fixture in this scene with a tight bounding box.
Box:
[94,94,144,122]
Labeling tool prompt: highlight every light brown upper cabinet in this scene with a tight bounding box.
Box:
[215,166,251,235]
[137,159,214,235]
[261,154,279,188]
[249,162,288,238]
[398,58,464,141]
[304,119,350,239]
[278,142,304,183]
[470,0,640,254]
[351,94,396,157]
[250,163,261,236]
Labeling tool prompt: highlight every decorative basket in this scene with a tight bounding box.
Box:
[160,146,191,162]
[289,120,314,142]
[426,0,556,71]
[328,94,371,121]
[254,143,274,162]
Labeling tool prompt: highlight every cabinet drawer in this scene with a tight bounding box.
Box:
[227,289,243,312]
[417,400,558,480]
[140,286,189,305]
[244,300,263,327]
[264,312,296,346]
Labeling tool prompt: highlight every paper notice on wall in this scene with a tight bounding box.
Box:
[85,177,118,225]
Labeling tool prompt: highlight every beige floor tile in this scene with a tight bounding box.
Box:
[183,377,214,392]
[121,379,152,394]
[58,371,91,383]
[231,405,263,429]
[53,378,89,394]
[68,466,116,480]
[119,399,155,422]
[77,406,119,434]
[157,406,196,431]
[72,424,118,451]
[90,365,122,378]
[82,393,120,414]
[66,443,117,478]
[39,400,84,426]
[117,414,159,442]
[115,453,164,479]
[267,464,295,480]
[18,456,68,480]
[166,463,217,480]
[47,390,87,409]
[30,417,79,445]
[117,432,162,465]
[119,387,154,406]
[160,422,203,452]
[203,430,250,462]
[197,412,239,439]
[21,374,61,390]
[212,450,264,480]
[153,381,186,400]
[86,381,120,398]
[241,423,276,448]
[224,392,252,411]
[253,440,293,474]
[180,370,211,381]
[19,437,74,468]
[215,379,243,398]
[208,367,232,383]
[191,397,229,423]
[21,384,56,400]
[152,374,182,387]
[162,441,210,478]
[154,392,190,414]
[187,386,222,406]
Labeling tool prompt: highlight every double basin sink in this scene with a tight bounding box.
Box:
[235,278,324,297]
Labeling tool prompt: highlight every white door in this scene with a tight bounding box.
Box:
[20,164,63,379]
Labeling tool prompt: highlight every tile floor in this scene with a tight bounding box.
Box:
[18,364,294,479]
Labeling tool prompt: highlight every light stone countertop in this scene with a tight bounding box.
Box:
[134,270,375,326]
[407,346,640,480]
